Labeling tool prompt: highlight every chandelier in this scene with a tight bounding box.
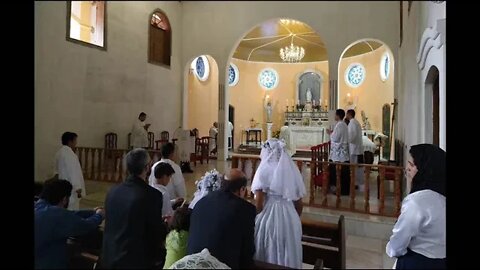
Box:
[280,37,305,63]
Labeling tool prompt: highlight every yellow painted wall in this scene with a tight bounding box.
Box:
[229,59,330,149]
[338,45,394,133]
[187,55,219,137]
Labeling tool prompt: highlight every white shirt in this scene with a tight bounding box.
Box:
[149,159,186,200]
[348,118,363,156]
[151,183,173,217]
[54,145,86,210]
[228,122,234,138]
[131,119,148,148]
[386,190,446,259]
[329,121,349,162]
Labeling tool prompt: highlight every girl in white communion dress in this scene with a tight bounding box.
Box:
[251,138,306,269]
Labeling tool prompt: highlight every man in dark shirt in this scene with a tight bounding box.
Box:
[34,179,104,269]
[102,148,168,269]
[187,169,256,268]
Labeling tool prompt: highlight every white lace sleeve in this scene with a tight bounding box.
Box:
[169,248,231,269]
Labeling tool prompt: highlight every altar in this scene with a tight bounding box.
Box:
[280,125,329,155]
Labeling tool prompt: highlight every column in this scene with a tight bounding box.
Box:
[266,123,273,140]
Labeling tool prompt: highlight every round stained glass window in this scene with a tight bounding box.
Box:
[191,55,210,81]
[345,63,366,88]
[228,63,239,86]
[380,52,390,82]
[258,68,279,90]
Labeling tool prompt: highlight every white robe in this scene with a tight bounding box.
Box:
[54,145,86,210]
[150,183,173,217]
[329,121,349,162]
[209,127,218,152]
[348,118,364,185]
[131,119,148,148]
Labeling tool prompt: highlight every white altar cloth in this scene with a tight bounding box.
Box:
[280,126,329,155]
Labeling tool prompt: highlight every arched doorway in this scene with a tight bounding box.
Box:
[425,65,439,146]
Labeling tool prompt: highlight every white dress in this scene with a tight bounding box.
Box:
[251,139,306,269]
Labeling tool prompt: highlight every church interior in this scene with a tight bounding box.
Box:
[35,1,446,269]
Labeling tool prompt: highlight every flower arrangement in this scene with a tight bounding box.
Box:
[189,169,223,209]
[195,169,223,192]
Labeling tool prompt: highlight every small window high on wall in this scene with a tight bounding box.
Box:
[66,1,106,49]
[148,10,171,67]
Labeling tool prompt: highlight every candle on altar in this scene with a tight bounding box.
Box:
[313,100,315,106]
[319,99,322,106]
[297,99,300,105]
[286,99,289,106]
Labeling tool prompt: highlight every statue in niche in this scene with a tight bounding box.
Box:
[361,110,371,130]
[306,88,312,103]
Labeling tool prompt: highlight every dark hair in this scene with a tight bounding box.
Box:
[154,162,175,179]
[170,206,192,232]
[139,112,147,118]
[336,109,345,120]
[61,132,78,145]
[347,109,356,118]
[161,143,175,159]
[40,179,73,205]
[409,144,446,197]
[221,176,247,193]
[126,148,150,176]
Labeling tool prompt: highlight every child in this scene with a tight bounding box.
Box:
[163,204,192,269]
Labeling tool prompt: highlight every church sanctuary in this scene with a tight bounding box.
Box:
[35,1,446,269]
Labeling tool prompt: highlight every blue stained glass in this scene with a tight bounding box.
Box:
[196,57,205,78]
[259,69,277,89]
[228,65,236,85]
[384,55,390,79]
[347,64,365,86]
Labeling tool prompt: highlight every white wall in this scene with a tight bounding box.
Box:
[34,1,183,181]
[180,1,400,159]
[396,1,446,193]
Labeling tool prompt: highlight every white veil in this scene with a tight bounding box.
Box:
[251,138,306,201]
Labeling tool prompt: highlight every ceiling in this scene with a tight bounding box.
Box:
[233,19,384,63]
[342,40,383,59]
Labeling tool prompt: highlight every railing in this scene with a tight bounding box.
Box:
[75,147,162,182]
[231,153,403,217]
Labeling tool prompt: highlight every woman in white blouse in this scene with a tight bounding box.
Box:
[386,144,446,269]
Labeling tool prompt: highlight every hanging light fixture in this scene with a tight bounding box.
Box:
[279,35,305,63]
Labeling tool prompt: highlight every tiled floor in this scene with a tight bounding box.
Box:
[81,160,395,269]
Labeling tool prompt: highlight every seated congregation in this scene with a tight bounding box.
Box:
[34,139,446,269]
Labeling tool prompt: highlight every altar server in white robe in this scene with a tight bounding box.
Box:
[251,138,306,269]
[54,132,86,210]
[346,109,364,190]
[228,121,234,149]
[131,112,150,148]
[327,109,350,195]
[209,122,218,153]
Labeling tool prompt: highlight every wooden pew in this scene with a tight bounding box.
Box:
[301,215,346,269]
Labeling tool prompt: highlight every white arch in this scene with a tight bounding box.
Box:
[336,38,395,109]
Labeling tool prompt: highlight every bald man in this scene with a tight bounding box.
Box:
[187,169,256,269]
